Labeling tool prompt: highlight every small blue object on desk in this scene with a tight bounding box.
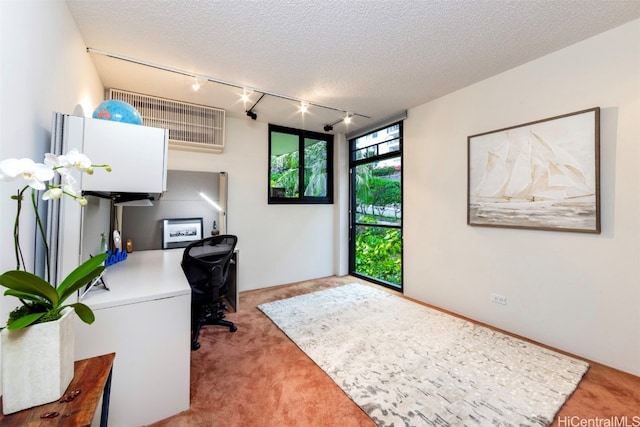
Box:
[105,249,128,267]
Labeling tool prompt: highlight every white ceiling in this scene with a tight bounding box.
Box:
[66,0,640,135]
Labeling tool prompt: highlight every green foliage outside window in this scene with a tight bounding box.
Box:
[355,219,402,286]
[270,141,327,197]
[271,150,300,197]
[371,166,398,177]
[368,177,400,218]
[303,140,327,197]
[353,163,402,286]
[355,165,401,220]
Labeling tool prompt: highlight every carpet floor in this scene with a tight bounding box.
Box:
[149,276,640,427]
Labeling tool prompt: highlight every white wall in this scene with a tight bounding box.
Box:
[168,117,345,291]
[403,20,640,375]
[0,0,104,395]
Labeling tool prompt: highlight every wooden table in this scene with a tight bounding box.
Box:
[0,353,115,426]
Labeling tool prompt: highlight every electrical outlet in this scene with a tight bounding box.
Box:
[490,293,507,305]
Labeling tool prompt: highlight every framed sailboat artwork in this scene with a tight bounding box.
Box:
[467,107,600,233]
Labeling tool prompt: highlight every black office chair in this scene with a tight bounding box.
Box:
[181,235,238,350]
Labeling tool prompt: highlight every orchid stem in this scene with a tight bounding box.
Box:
[12,187,28,270]
[31,188,50,283]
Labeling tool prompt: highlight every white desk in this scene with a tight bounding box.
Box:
[79,248,191,309]
[74,249,191,427]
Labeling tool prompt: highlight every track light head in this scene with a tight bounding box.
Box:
[191,77,201,91]
[323,125,333,132]
[246,110,257,120]
[241,87,253,103]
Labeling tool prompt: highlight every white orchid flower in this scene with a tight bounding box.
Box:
[57,148,92,172]
[42,187,63,200]
[44,153,69,176]
[42,175,85,204]
[0,158,54,190]
[61,174,81,197]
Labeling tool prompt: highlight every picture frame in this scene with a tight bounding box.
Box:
[162,217,204,249]
[467,107,600,233]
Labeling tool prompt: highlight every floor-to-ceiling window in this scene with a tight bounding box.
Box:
[349,122,402,290]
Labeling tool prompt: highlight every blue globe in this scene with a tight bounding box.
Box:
[93,100,143,125]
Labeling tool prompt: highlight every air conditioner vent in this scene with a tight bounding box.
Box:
[107,89,225,153]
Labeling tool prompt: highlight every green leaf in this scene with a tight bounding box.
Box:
[6,312,45,331]
[58,266,105,303]
[68,302,95,325]
[57,253,107,297]
[0,270,58,305]
[3,289,50,307]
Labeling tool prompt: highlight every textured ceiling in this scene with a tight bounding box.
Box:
[66,0,640,134]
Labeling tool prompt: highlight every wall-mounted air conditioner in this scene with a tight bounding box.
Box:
[107,88,225,153]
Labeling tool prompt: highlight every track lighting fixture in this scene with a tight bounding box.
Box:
[86,47,371,129]
[323,111,355,132]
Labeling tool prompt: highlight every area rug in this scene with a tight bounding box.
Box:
[258,283,589,426]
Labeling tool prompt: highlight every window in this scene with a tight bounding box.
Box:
[269,124,333,204]
[349,121,403,290]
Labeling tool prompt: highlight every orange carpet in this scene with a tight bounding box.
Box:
[149,276,640,426]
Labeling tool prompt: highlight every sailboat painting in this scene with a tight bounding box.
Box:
[468,107,600,233]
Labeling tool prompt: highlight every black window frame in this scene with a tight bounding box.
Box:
[349,121,403,291]
[268,124,334,204]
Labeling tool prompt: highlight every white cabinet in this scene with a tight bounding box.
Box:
[57,114,169,193]
[48,114,169,286]
[74,249,191,426]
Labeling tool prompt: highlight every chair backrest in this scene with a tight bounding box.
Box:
[181,235,237,295]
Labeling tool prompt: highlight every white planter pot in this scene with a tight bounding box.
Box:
[1,307,74,414]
